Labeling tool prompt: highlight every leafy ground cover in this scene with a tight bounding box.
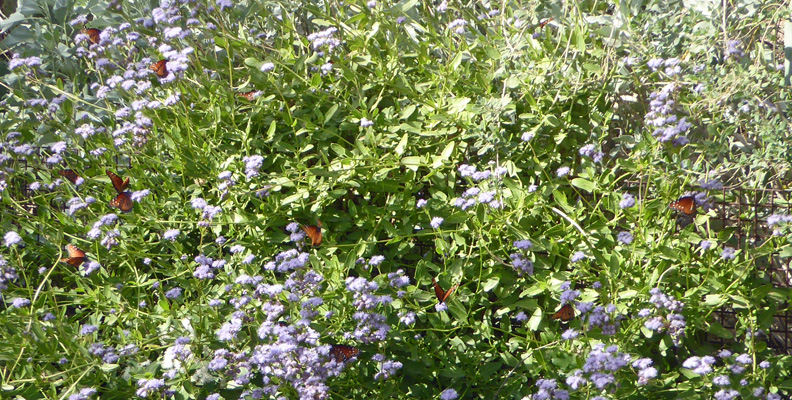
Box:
[1,0,791,398]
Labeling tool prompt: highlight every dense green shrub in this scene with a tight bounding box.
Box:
[1,0,791,398]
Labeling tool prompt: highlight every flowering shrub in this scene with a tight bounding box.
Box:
[0,0,790,399]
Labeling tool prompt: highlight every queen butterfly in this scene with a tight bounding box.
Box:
[61,244,87,267]
[669,195,696,215]
[238,91,258,101]
[82,28,100,44]
[538,17,554,29]
[110,192,133,212]
[432,277,459,304]
[106,170,129,193]
[551,303,575,322]
[150,59,168,78]
[329,344,360,362]
[59,169,80,184]
[302,221,322,247]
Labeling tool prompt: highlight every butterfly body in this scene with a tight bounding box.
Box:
[106,170,133,212]
[432,277,459,304]
[82,28,100,44]
[238,91,258,101]
[329,344,360,362]
[110,192,133,212]
[61,244,87,267]
[551,303,575,322]
[669,195,696,215]
[538,17,554,29]
[302,221,323,246]
[150,59,168,78]
[59,169,81,184]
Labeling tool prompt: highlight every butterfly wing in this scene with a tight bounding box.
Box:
[238,91,257,101]
[106,170,129,193]
[669,195,696,215]
[61,244,87,267]
[82,28,100,44]
[432,278,458,303]
[330,344,360,362]
[110,192,133,212]
[150,60,168,77]
[59,169,80,184]
[302,224,322,246]
[551,303,575,322]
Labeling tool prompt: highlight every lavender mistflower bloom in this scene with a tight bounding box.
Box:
[561,329,578,340]
[435,302,448,312]
[82,261,101,276]
[647,58,664,70]
[163,229,180,241]
[515,311,528,322]
[369,255,385,266]
[216,0,232,10]
[11,298,31,308]
[131,190,150,201]
[260,62,274,72]
[698,178,723,190]
[430,217,444,229]
[514,239,532,250]
[4,231,22,247]
[571,251,586,262]
[521,131,535,141]
[700,240,712,250]
[556,166,570,177]
[165,287,182,299]
[619,193,635,209]
[397,16,406,23]
[617,231,633,244]
[243,155,264,178]
[399,311,416,325]
[439,388,458,400]
[360,117,374,127]
[579,144,596,157]
[721,246,736,260]
[80,324,98,335]
[416,199,427,208]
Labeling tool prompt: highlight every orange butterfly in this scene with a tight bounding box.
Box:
[329,344,360,362]
[59,169,81,184]
[106,170,129,193]
[150,59,168,78]
[669,195,696,215]
[538,17,554,29]
[106,170,133,212]
[551,303,575,322]
[60,244,87,267]
[432,277,459,304]
[238,91,258,101]
[302,221,323,247]
[82,28,100,44]
[110,192,133,212]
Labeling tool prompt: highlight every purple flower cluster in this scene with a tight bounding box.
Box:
[190,197,222,227]
[577,302,622,336]
[0,254,19,292]
[509,240,534,276]
[345,276,392,344]
[619,193,635,209]
[243,155,263,179]
[373,353,403,380]
[67,388,97,400]
[578,144,604,163]
[307,27,341,55]
[767,213,792,236]
[453,164,507,210]
[639,288,686,346]
[644,80,692,144]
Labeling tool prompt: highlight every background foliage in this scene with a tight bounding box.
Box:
[1,0,791,398]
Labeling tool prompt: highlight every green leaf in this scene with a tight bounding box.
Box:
[570,178,596,193]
